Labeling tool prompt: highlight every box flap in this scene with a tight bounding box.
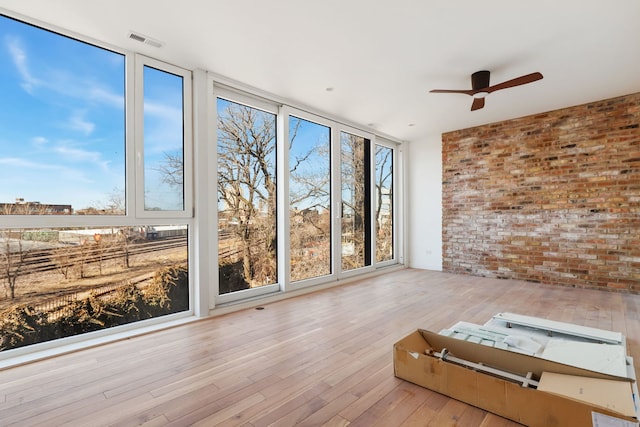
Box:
[538,372,636,418]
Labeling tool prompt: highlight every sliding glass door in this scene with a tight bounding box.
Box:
[214,92,400,303]
[289,116,332,282]
[375,143,394,263]
[216,97,278,297]
[340,131,371,273]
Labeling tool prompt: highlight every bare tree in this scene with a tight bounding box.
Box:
[75,237,91,279]
[155,152,183,188]
[80,187,125,215]
[1,202,58,215]
[0,230,30,299]
[53,245,74,280]
[288,118,332,281]
[118,228,136,269]
[105,187,126,215]
[375,145,393,262]
[340,133,369,270]
[217,101,277,287]
[93,233,106,275]
[289,122,331,215]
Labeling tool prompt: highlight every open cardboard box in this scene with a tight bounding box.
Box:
[394,329,639,427]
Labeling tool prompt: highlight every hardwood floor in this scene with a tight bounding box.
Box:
[1,268,639,426]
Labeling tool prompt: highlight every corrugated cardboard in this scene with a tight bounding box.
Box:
[393,329,639,427]
[538,372,635,418]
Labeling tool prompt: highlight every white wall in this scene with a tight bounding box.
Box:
[407,134,443,270]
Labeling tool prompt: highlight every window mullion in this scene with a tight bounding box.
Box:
[278,106,291,292]
[132,55,145,217]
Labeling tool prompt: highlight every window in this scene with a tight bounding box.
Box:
[136,57,192,217]
[0,15,125,215]
[0,10,402,358]
[0,15,192,354]
[0,225,188,351]
[142,66,186,211]
[289,116,332,282]
[340,131,371,272]
[212,95,398,303]
[375,144,394,263]
[217,97,277,295]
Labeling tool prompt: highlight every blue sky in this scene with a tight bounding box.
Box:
[142,65,185,211]
[0,15,125,210]
[289,116,331,212]
[0,15,184,212]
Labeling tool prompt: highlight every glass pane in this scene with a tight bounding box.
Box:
[289,116,331,282]
[217,98,277,294]
[143,66,185,211]
[0,225,189,351]
[375,145,394,262]
[340,132,371,271]
[0,15,125,215]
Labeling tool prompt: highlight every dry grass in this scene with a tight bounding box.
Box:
[0,246,187,311]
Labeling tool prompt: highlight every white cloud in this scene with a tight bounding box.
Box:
[68,111,95,136]
[54,144,101,163]
[143,100,184,153]
[144,100,182,121]
[89,86,125,109]
[0,157,47,168]
[1,142,110,174]
[5,36,42,94]
[31,136,49,145]
[53,143,111,173]
[5,36,124,110]
[0,155,95,184]
[0,156,71,172]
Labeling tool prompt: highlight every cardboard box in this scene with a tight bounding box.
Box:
[538,372,636,418]
[393,329,639,427]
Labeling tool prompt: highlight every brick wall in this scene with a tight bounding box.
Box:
[442,93,640,291]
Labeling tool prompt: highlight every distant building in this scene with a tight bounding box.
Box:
[0,198,72,215]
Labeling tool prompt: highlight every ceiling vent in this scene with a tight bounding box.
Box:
[128,31,163,48]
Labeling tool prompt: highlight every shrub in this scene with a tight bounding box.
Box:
[0,305,46,350]
[0,264,189,351]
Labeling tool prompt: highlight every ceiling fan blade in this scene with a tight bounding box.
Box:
[471,97,485,111]
[430,89,475,95]
[487,72,543,93]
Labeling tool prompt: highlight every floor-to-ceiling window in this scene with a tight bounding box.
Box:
[216,95,278,299]
[288,115,332,282]
[340,131,371,272]
[0,10,402,358]
[0,14,192,354]
[375,143,394,263]
[214,95,400,302]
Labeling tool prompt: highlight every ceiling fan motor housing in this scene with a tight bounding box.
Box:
[472,70,491,90]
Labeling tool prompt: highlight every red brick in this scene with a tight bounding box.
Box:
[442,92,640,292]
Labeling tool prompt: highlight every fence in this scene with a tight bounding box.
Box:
[30,274,155,322]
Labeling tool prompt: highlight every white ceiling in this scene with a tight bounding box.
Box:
[2,0,640,142]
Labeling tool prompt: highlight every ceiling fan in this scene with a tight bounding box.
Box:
[430,70,543,111]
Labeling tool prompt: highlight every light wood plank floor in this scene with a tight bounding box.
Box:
[1,268,639,426]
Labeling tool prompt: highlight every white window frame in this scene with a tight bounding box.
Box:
[0,12,195,363]
[213,85,281,305]
[282,107,337,292]
[373,137,401,268]
[334,124,376,280]
[134,55,194,219]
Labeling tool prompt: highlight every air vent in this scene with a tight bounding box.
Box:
[128,32,146,43]
[144,38,163,48]
[128,31,163,48]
